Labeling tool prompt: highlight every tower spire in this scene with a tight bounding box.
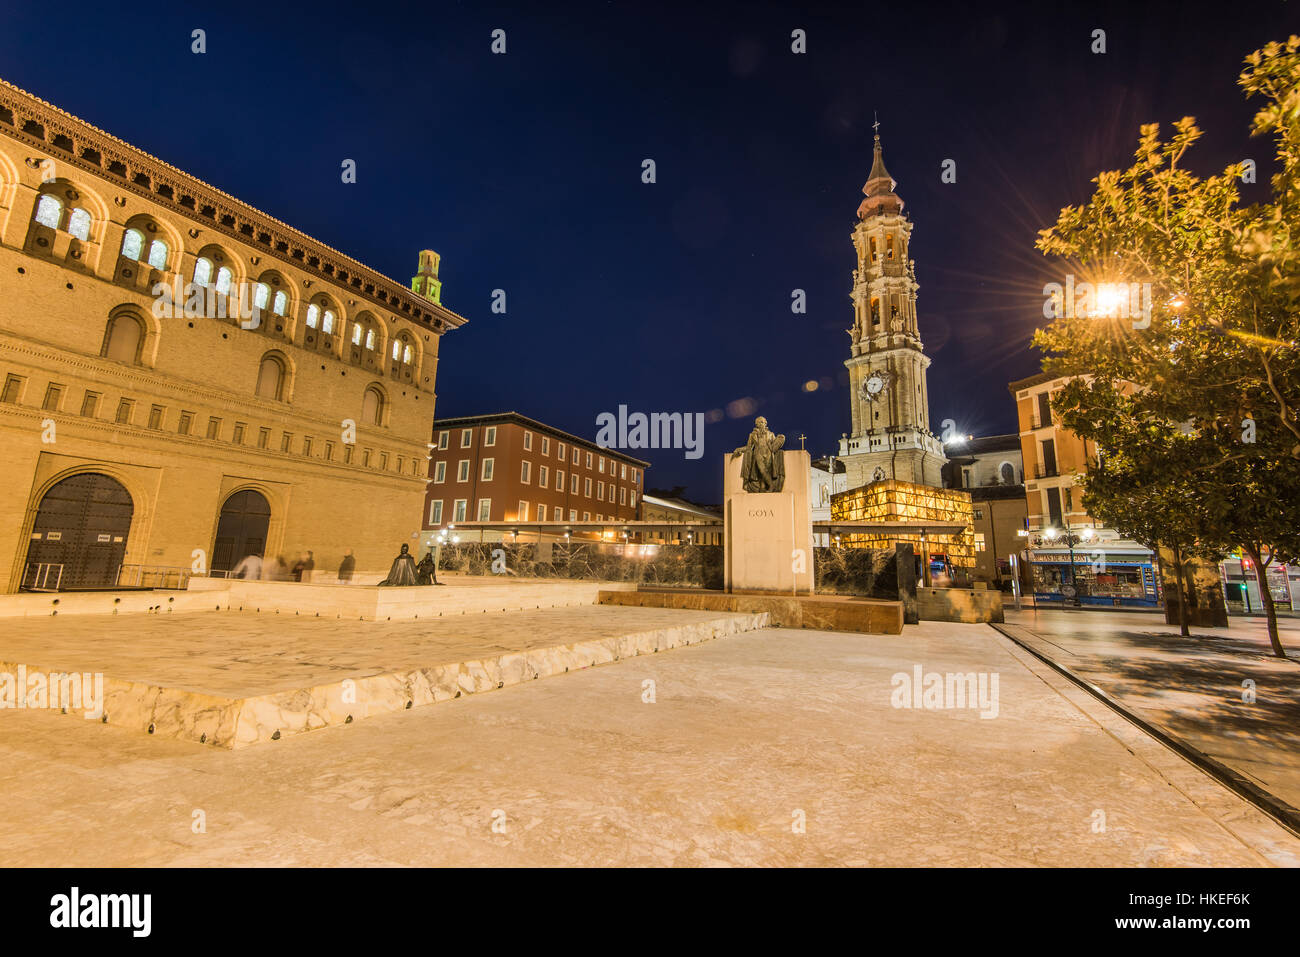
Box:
[858,116,902,219]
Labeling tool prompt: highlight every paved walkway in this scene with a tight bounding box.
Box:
[1003,608,1300,814]
[2,620,1295,866]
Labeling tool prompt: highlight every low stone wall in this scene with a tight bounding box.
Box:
[437,542,724,589]
[814,547,902,601]
[917,586,1004,623]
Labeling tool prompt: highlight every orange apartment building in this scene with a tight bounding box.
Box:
[1008,372,1160,607]
[423,412,648,542]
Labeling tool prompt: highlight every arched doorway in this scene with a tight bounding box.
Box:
[24,473,133,589]
[211,489,271,575]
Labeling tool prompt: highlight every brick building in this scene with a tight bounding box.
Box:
[0,77,468,590]
[425,412,647,540]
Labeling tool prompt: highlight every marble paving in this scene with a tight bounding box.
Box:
[1,623,1296,866]
[0,605,768,748]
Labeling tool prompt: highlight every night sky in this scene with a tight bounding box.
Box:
[1,0,1289,501]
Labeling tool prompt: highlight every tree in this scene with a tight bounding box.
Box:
[1032,36,1300,655]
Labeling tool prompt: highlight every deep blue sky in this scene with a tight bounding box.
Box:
[2,0,1289,501]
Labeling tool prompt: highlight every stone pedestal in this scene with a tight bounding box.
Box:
[724,450,814,595]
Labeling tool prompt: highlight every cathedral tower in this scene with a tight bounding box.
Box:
[837,127,947,489]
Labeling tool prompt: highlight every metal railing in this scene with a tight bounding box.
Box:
[1033,463,1059,479]
[23,563,63,591]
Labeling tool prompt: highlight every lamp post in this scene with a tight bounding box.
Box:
[1045,518,1084,606]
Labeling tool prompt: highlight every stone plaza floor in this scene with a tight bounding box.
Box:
[2,612,1296,866]
[1002,607,1300,815]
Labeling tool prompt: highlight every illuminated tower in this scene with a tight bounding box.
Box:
[837,126,946,489]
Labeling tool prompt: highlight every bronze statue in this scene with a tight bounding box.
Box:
[731,416,786,492]
[378,543,419,586]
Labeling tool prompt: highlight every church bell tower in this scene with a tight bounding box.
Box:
[837,125,947,489]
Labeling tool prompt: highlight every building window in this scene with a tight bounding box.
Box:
[34,194,62,229]
[597,481,605,500]
[569,509,577,522]
[437,430,449,450]
[621,463,627,480]
[598,456,605,473]
[584,477,592,497]
[303,437,313,457]
[539,465,548,487]
[305,304,319,328]
[583,511,591,521]
[517,501,529,521]
[362,385,386,427]
[521,461,531,484]
[281,432,293,453]
[523,431,533,451]
[572,447,579,465]
[41,384,63,412]
[178,411,193,435]
[434,461,447,483]
[361,448,371,467]
[255,354,286,401]
[485,426,497,446]
[586,451,593,468]
[457,460,470,482]
[461,429,472,448]
[102,313,145,364]
[571,474,579,494]
[632,468,639,485]
[2,375,25,404]
[620,487,627,505]
[258,428,270,449]
[482,458,495,481]
[273,290,288,316]
[147,240,168,271]
[556,469,565,490]
[379,452,388,470]
[194,257,213,286]
[344,445,353,464]
[121,229,144,261]
[207,417,221,439]
[973,508,985,521]
[324,441,334,460]
[477,499,491,521]
[453,499,467,523]
[147,404,164,430]
[429,500,443,525]
[79,391,100,418]
[541,436,550,455]
[67,208,91,241]
[630,491,637,508]
[115,398,134,425]
[557,441,566,459]
[537,504,547,521]
[233,422,247,444]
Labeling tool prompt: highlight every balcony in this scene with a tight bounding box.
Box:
[1033,463,1059,479]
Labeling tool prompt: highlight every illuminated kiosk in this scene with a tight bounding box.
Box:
[830,479,975,585]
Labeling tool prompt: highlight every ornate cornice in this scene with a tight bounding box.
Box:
[0,77,468,336]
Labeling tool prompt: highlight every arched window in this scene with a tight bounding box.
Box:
[365,328,375,351]
[306,304,319,329]
[255,354,286,401]
[215,267,232,295]
[351,323,363,346]
[272,290,288,316]
[34,195,62,229]
[303,298,339,354]
[147,240,168,271]
[322,310,336,334]
[1000,462,1016,485]
[121,229,144,261]
[254,283,270,311]
[102,313,144,364]
[361,384,385,426]
[67,208,91,241]
[390,333,416,380]
[194,257,213,285]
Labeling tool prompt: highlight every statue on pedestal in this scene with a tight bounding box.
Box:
[378,543,419,586]
[731,416,786,492]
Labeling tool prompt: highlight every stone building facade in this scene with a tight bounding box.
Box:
[0,78,467,591]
